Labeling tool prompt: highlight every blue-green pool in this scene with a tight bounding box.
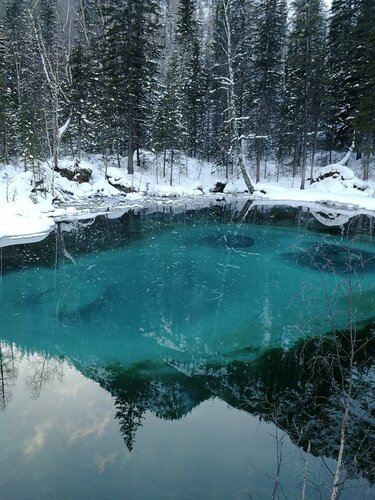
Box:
[0,204,374,499]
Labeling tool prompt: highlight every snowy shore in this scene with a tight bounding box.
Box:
[1,153,375,247]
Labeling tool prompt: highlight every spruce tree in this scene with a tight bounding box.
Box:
[352,0,375,178]
[39,0,57,55]
[175,0,203,157]
[4,0,43,165]
[153,54,184,183]
[252,0,287,181]
[327,0,357,149]
[284,0,327,188]
[99,0,160,174]
[0,24,10,162]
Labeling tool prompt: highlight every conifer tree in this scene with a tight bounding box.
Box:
[153,53,183,182]
[352,0,375,179]
[5,0,43,165]
[67,0,101,159]
[327,0,357,149]
[285,0,327,188]
[175,0,203,157]
[99,0,160,174]
[252,0,287,181]
[39,0,57,55]
[0,24,10,162]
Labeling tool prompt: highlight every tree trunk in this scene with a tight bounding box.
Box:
[170,147,174,186]
[77,115,82,161]
[300,2,311,190]
[52,93,59,172]
[222,0,254,195]
[362,135,372,181]
[163,146,167,178]
[256,139,261,183]
[128,114,134,175]
[309,123,318,184]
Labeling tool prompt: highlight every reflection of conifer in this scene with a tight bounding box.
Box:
[86,321,375,483]
[201,326,375,484]
[97,363,210,451]
[115,400,145,453]
[105,365,150,452]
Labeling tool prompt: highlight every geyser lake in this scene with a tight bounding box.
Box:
[1,202,375,499]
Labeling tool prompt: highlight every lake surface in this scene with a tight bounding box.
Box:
[1,202,375,499]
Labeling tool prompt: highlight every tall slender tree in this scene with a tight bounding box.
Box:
[99,0,160,174]
[252,0,287,181]
[214,0,255,193]
[285,0,327,188]
[175,0,203,157]
[0,23,10,162]
[352,0,375,179]
[327,0,357,150]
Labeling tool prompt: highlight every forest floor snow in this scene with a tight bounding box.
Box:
[1,151,375,246]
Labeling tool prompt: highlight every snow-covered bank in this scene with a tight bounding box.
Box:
[1,153,375,247]
[0,199,55,248]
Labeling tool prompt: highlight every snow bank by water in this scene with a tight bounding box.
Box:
[1,151,375,245]
[0,201,55,247]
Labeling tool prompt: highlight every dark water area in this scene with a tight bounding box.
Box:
[1,202,375,499]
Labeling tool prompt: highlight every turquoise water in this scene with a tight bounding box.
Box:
[0,205,375,498]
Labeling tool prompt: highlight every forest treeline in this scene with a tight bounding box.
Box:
[0,0,374,186]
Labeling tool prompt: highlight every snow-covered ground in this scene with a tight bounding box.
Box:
[1,150,374,246]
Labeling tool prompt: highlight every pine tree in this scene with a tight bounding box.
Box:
[67,0,102,159]
[284,0,327,188]
[99,0,161,174]
[252,0,287,181]
[4,0,43,165]
[39,0,57,55]
[352,0,375,179]
[0,23,10,162]
[153,53,184,182]
[327,0,357,149]
[328,0,375,176]
[69,41,89,160]
[175,0,203,157]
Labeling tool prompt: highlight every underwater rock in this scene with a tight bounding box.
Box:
[284,242,375,274]
[57,286,117,324]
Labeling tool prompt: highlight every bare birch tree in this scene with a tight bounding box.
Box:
[29,4,71,174]
[220,0,254,195]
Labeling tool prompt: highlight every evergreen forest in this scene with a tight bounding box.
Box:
[0,0,374,187]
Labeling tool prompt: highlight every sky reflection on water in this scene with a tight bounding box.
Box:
[0,351,352,500]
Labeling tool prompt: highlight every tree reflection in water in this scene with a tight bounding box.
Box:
[78,324,375,486]
[1,322,374,486]
[24,354,64,399]
[1,205,375,496]
[0,341,18,410]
